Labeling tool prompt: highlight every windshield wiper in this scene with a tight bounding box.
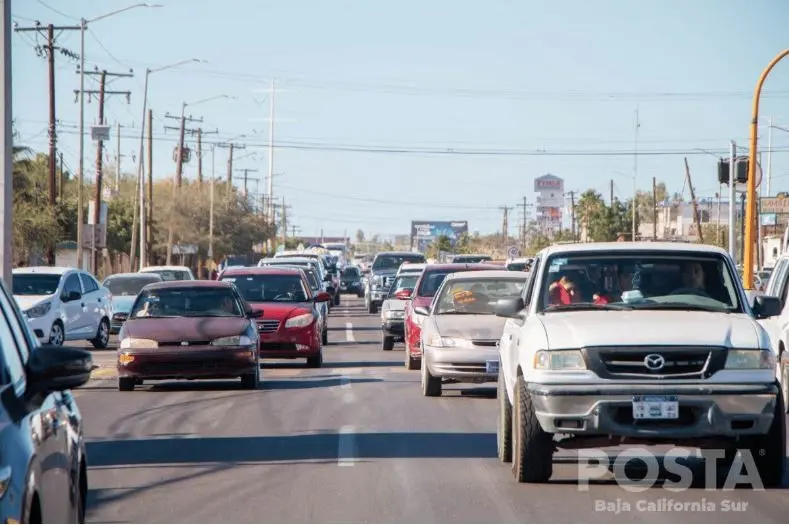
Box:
[437,310,486,315]
[543,302,632,312]
[630,303,731,313]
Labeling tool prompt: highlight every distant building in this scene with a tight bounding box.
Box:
[534,174,564,236]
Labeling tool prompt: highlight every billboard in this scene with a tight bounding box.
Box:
[410,221,469,252]
[534,174,564,192]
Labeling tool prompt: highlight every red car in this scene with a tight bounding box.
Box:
[403,263,502,370]
[219,267,331,367]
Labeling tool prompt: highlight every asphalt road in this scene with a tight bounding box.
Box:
[72,297,789,523]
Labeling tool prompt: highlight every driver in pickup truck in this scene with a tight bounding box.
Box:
[679,261,706,292]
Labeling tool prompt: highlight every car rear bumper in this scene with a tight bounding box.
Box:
[117,347,258,379]
[526,382,779,438]
[425,346,499,382]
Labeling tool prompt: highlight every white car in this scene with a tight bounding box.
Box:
[495,242,785,486]
[139,265,195,281]
[12,266,113,348]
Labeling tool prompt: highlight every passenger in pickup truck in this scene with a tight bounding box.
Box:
[548,275,578,305]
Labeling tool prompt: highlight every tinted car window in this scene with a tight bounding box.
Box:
[63,273,82,296]
[131,287,243,318]
[103,276,161,296]
[81,273,100,293]
[221,274,309,303]
[373,254,426,271]
[13,274,62,295]
[342,267,360,278]
[417,271,451,297]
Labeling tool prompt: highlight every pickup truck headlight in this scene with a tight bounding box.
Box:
[211,335,255,347]
[534,350,586,370]
[385,310,405,319]
[119,337,158,349]
[285,313,314,328]
[25,302,52,318]
[725,349,775,369]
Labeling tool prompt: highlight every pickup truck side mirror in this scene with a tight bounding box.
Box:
[495,297,525,318]
[752,294,781,319]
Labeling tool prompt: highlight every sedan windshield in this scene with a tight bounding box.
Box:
[142,269,192,281]
[435,278,525,314]
[538,252,742,313]
[390,274,419,294]
[103,276,160,296]
[13,274,61,296]
[373,254,425,270]
[130,287,242,318]
[221,274,309,302]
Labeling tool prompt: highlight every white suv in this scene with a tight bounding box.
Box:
[495,242,785,486]
[12,266,113,348]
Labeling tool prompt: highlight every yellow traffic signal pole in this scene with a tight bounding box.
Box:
[743,49,789,290]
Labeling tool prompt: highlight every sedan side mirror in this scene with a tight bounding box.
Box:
[62,290,82,303]
[752,294,782,319]
[413,306,430,316]
[315,291,332,302]
[25,345,93,397]
[495,297,525,318]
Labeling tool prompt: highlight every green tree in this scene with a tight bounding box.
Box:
[576,189,636,242]
[427,235,452,259]
[635,181,668,222]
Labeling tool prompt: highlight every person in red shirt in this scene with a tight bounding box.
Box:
[548,275,578,305]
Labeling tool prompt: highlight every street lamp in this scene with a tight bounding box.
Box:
[76,3,162,271]
[132,59,205,271]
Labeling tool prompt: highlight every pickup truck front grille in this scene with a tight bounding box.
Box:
[583,346,727,380]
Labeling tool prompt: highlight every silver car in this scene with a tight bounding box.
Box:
[415,270,529,397]
[380,273,422,350]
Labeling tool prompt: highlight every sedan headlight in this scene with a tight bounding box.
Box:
[285,313,314,328]
[426,335,470,348]
[25,302,51,319]
[119,337,158,349]
[534,350,586,370]
[211,335,255,347]
[385,310,405,319]
[725,349,775,369]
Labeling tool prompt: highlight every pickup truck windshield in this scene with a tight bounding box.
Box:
[537,252,742,313]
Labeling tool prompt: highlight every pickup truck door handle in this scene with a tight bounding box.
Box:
[80,302,85,308]
[508,334,513,340]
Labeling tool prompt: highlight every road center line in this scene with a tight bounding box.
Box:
[345,322,355,343]
[337,425,356,467]
[341,375,356,402]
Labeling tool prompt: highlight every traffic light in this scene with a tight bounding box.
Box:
[717,157,749,185]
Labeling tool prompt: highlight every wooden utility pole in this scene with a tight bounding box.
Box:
[610,179,614,206]
[568,191,576,241]
[499,206,510,251]
[652,176,658,240]
[15,22,81,263]
[146,109,154,260]
[684,157,704,243]
[519,196,528,251]
[196,128,203,190]
[163,113,206,188]
[81,69,132,274]
[235,168,259,200]
[216,142,246,189]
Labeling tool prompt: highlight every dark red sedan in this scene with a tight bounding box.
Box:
[219,266,331,367]
[116,280,261,391]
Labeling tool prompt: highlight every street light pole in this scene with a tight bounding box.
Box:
[1,0,12,285]
[208,144,215,262]
[744,49,789,289]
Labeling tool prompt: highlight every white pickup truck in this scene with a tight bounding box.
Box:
[495,242,785,486]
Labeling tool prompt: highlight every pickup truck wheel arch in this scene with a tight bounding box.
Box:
[747,388,786,488]
[511,375,553,483]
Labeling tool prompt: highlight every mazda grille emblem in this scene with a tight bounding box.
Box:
[644,353,665,370]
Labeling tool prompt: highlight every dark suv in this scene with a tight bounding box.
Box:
[365,252,426,314]
[340,266,364,297]
[0,278,93,523]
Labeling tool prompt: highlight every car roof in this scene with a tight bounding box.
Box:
[538,242,730,257]
[140,265,191,271]
[143,280,234,291]
[104,272,162,280]
[453,254,491,258]
[260,257,315,264]
[444,270,531,280]
[13,266,76,275]
[423,263,502,271]
[375,251,424,257]
[222,267,303,277]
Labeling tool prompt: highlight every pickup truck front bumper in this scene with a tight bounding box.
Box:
[527,382,779,439]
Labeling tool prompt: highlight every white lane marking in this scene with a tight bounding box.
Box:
[337,425,356,467]
[341,375,356,403]
[345,322,355,343]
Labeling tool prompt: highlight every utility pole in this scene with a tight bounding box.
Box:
[112,122,130,196]
[610,179,614,206]
[58,151,65,202]
[281,196,287,246]
[519,196,528,251]
[208,144,216,262]
[1,0,12,284]
[163,111,206,188]
[684,157,703,244]
[500,205,510,252]
[235,168,259,201]
[146,109,153,264]
[652,176,657,240]
[632,105,640,242]
[568,191,576,241]
[216,142,246,190]
[81,68,132,274]
[728,141,737,262]
[291,225,300,238]
[15,22,80,263]
[267,79,276,228]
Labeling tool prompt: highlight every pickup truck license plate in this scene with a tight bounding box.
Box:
[632,395,678,420]
[486,360,500,374]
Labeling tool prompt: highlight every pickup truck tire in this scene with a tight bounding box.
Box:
[335,294,341,306]
[322,329,328,345]
[368,302,378,314]
[512,375,553,483]
[780,356,789,414]
[382,336,394,351]
[421,358,441,397]
[497,372,512,463]
[748,391,786,488]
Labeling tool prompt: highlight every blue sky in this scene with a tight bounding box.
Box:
[11,0,789,238]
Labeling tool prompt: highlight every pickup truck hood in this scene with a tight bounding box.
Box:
[539,310,761,349]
